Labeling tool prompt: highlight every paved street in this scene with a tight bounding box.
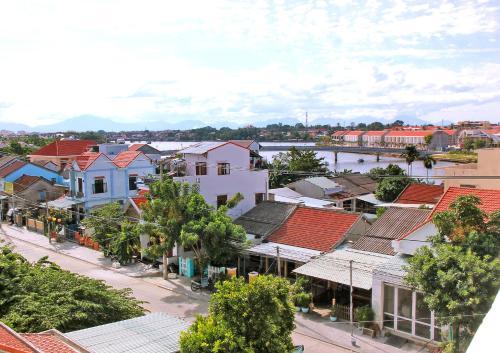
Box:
[0,224,422,353]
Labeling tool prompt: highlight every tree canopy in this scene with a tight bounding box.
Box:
[180,276,295,353]
[0,246,144,333]
[269,147,329,188]
[405,196,500,352]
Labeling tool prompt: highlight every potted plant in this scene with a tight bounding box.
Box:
[355,306,374,329]
[330,305,338,321]
[291,294,301,312]
[297,292,311,313]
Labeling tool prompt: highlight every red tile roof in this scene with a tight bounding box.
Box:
[0,323,38,353]
[113,151,149,168]
[267,207,360,252]
[30,140,96,156]
[128,143,146,151]
[21,333,79,353]
[395,184,444,204]
[385,130,434,137]
[332,130,348,137]
[229,140,255,148]
[74,152,107,171]
[0,160,26,177]
[131,196,148,209]
[13,175,50,193]
[430,187,500,217]
[344,130,365,136]
[364,131,386,136]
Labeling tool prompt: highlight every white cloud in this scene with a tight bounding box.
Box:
[0,0,499,126]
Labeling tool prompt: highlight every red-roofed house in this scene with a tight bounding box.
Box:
[384,130,450,150]
[342,130,366,145]
[372,186,500,343]
[362,130,388,147]
[331,130,348,142]
[128,143,161,162]
[245,205,365,278]
[0,322,85,353]
[394,183,444,205]
[68,150,154,210]
[29,140,96,170]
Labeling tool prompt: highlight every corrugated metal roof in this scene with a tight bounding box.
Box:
[179,141,226,154]
[304,177,340,190]
[293,249,392,290]
[246,242,321,263]
[234,201,297,239]
[66,313,190,353]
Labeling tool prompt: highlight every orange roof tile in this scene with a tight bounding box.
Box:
[229,140,255,148]
[344,130,365,136]
[385,130,434,137]
[113,151,148,168]
[74,152,107,171]
[395,184,444,205]
[267,207,360,252]
[364,131,386,136]
[430,187,500,217]
[332,130,348,137]
[21,333,79,353]
[0,323,38,353]
[128,143,146,151]
[30,140,96,156]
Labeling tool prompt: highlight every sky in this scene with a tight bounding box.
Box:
[1,0,500,127]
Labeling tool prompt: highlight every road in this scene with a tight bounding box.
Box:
[1,232,353,353]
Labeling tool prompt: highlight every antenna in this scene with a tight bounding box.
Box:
[305,111,308,130]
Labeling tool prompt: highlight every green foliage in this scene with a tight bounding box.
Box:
[369,164,406,180]
[81,202,125,253]
[295,292,312,308]
[269,147,329,188]
[400,145,419,175]
[355,306,374,327]
[404,196,500,352]
[374,176,414,202]
[424,134,433,146]
[0,246,145,333]
[180,276,295,353]
[375,207,386,218]
[111,222,141,264]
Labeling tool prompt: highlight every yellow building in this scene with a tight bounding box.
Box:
[441,148,500,190]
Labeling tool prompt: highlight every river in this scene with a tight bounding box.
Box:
[136,141,454,180]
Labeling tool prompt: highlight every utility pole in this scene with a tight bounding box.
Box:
[276,246,281,277]
[46,200,51,244]
[350,259,356,347]
[159,159,164,179]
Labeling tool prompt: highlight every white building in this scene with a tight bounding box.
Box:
[173,141,268,218]
[68,151,155,210]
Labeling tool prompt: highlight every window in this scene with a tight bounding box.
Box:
[217,195,227,208]
[129,176,138,190]
[217,163,230,175]
[255,193,265,205]
[92,178,107,194]
[196,162,207,176]
[383,284,438,340]
[38,191,46,202]
[77,177,83,194]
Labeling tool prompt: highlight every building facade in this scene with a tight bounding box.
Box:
[173,141,268,219]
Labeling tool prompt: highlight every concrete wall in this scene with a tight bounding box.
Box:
[443,148,500,190]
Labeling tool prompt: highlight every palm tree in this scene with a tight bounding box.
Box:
[400,145,419,176]
[422,154,436,183]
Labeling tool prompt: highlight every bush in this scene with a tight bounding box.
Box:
[295,292,312,308]
[355,306,374,327]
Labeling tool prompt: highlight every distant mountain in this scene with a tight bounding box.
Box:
[13,114,447,133]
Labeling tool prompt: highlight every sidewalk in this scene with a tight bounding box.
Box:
[0,223,209,301]
[0,223,425,353]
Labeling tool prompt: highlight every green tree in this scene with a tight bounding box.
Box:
[422,154,436,183]
[463,138,474,152]
[400,145,419,176]
[0,247,144,333]
[81,202,125,254]
[180,194,247,269]
[111,221,141,264]
[405,196,500,352]
[269,147,328,188]
[369,164,406,180]
[424,134,433,147]
[374,176,414,202]
[141,178,196,279]
[180,276,295,353]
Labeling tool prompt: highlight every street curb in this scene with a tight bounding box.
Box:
[0,227,206,302]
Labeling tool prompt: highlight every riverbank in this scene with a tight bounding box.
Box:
[432,152,478,163]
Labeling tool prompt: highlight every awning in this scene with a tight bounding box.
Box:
[293,249,392,290]
[356,193,384,205]
[46,197,83,209]
[245,242,321,263]
[375,202,434,208]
